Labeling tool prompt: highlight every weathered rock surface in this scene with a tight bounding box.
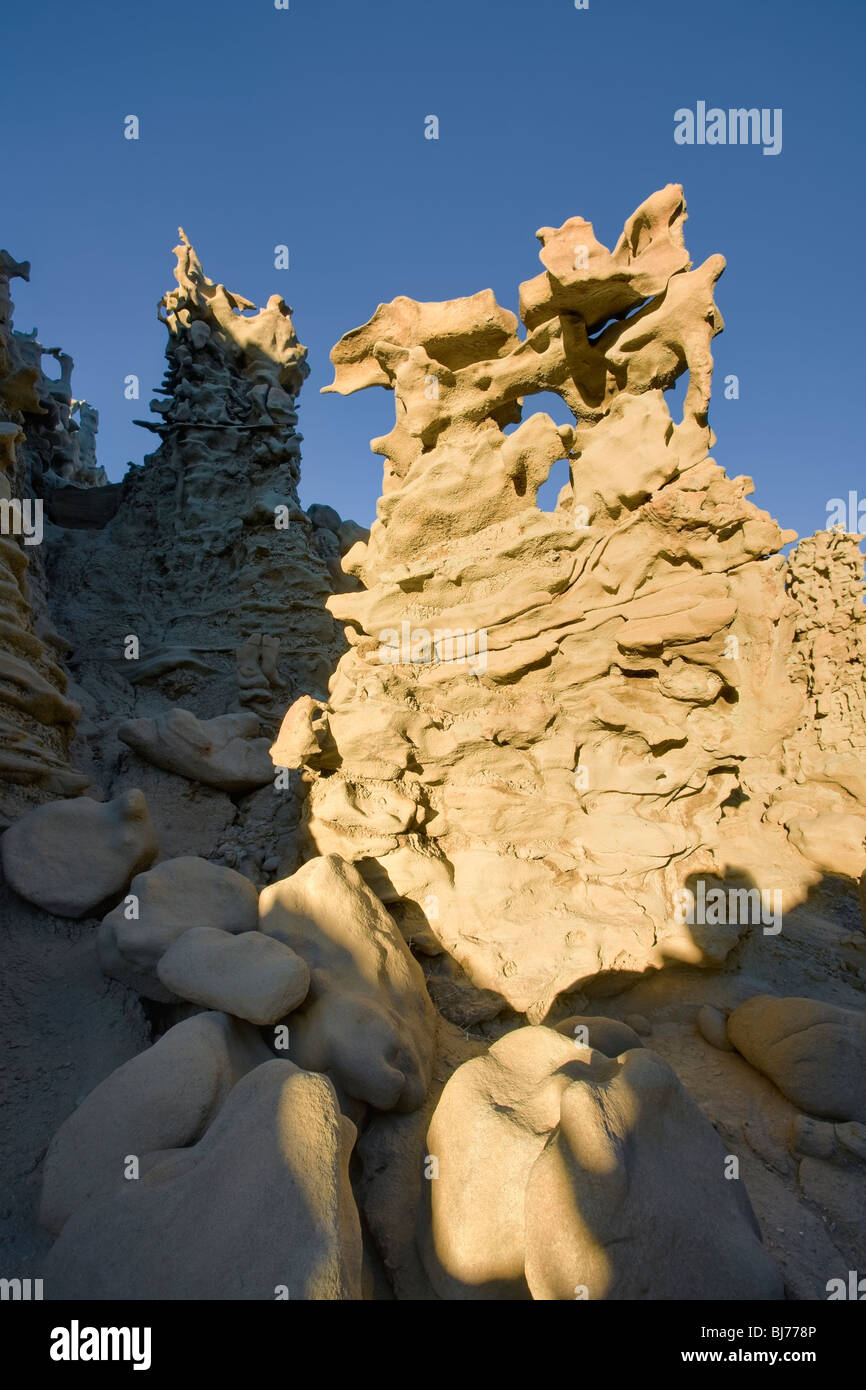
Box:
[0,251,97,820]
[157,925,310,1024]
[40,1011,271,1235]
[420,1026,782,1300]
[2,191,865,1304]
[1,790,157,917]
[273,185,863,1021]
[43,1059,363,1299]
[727,995,866,1123]
[259,853,435,1111]
[98,855,258,1000]
[117,708,273,794]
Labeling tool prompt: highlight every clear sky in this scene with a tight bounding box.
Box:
[2,0,864,542]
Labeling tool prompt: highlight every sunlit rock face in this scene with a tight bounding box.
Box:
[273,186,864,1019]
[0,250,90,820]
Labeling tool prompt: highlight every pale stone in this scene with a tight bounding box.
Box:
[43,1060,364,1300]
[259,854,435,1112]
[419,1027,781,1301]
[40,1011,271,1234]
[157,926,310,1025]
[728,995,866,1123]
[98,855,258,1000]
[697,1004,733,1051]
[118,708,273,794]
[1,790,157,918]
[271,185,857,1018]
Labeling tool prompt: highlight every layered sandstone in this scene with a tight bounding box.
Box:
[274,185,844,1018]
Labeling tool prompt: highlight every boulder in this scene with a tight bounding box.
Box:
[727,995,866,1123]
[117,708,273,794]
[523,1047,783,1300]
[157,926,310,1025]
[259,854,435,1112]
[420,1026,578,1298]
[420,1026,782,1301]
[0,790,157,918]
[696,1004,734,1051]
[307,502,342,533]
[40,1011,271,1235]
[98,856,258,1000]
[552,1014,644,1056]
[43,1060,364,1300]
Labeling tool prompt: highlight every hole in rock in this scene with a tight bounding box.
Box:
[536,457,571,513]
[502,390,575,435]
[665,369,690,427]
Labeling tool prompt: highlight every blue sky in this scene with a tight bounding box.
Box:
[2,0,863,541]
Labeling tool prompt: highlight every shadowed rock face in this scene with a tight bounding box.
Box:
[47,230,345,765]
[272,185,865,1019]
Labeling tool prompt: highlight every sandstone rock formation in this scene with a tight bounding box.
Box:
[43,1060,363,1300]
[39,1010,272,1237]
[767,529,866,878]
[727,995,866,1123]
[0,251,89,819]
[1,191,864,1304]
[97,855,259,999]
[419,1026,782,1300]
[117,708,274,794]
[40,231,357,874]
[1,789,157,917]
[274,183,857,1021]
[260,854,436,1112]
[156,925,310,1025]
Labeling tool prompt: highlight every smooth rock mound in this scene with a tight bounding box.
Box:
[259,854,435,1112]
[98,855,258,1000]
[420,1026,782,1301]
[552,1014,644,1056]
[118,708,273,794]
[40,1011,271,1235]
[727,995,866,1123]
[157,926,310,1025]
[43,1060,363,1300]
[1,790,157,918]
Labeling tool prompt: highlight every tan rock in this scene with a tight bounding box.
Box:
[98,855,258,1000]
[419,1027,781,1300]
[40,1011,271,1235]
[259,854,435,1111]
[1,790,157,918]
[275,187,827,1016]
[156,925,310,1024]
[118,708,273,794]
[727,995,866,1122]
[43,1059,363,1300]
[523,1047,782,1300]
